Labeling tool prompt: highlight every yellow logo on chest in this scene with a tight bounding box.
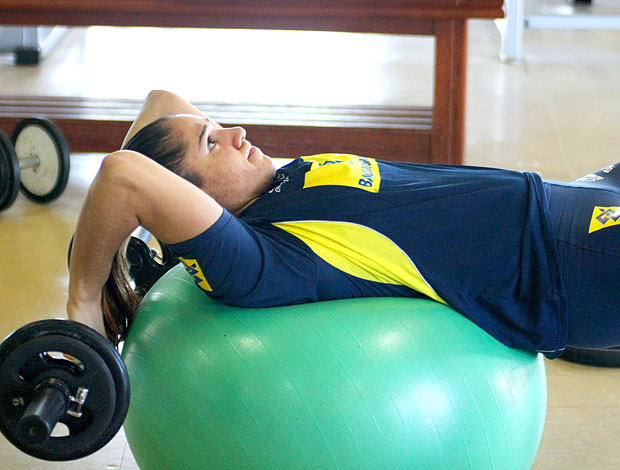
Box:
[302,154,381,193]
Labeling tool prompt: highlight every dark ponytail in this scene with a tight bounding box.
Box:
[101,115,201,346]
[102,238,141,347]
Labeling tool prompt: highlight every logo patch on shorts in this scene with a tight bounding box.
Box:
[589,206,620,233]
[179,258,213,292]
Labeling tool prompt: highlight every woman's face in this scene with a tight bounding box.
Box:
[169,114,276,214]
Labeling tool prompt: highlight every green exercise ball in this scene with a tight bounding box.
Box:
[122,265,547,470]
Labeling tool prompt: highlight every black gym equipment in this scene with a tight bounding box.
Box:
[0,320,130,461]
[0,117,70,212]
[560,346,620,368]
[67,232,180,296]
[0,130,20,211]
[2,227,176,462]
[125,235,179,295]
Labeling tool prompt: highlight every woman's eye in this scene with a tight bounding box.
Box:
[207,136,216,150]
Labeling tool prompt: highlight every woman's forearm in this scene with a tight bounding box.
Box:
[67,153,141,333]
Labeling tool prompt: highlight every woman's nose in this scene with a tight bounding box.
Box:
[215,127,246,148]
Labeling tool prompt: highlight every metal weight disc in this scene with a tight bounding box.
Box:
[0,130,20,211]
[0,320,130,461]
[12,118,70,203]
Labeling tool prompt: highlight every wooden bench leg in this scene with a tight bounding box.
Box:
[432,19,467,165]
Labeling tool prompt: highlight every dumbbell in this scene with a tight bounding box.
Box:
[0,118,70,212]
[125,232,180,295]
[1,230,178,461]
[68,229,180,296]
[0,320,130,461]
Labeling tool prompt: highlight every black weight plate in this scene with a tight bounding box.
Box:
[0,129,19,212]
[0,320,130,461]
[12,118,70,203]
[0,336,115,459]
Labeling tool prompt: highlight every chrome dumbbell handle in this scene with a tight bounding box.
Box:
[18,156,40,170]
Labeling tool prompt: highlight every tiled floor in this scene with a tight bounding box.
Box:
[1,2,620,468]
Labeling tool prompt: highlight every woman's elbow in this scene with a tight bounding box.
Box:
[97,151,144,191]
[144,90,183,112]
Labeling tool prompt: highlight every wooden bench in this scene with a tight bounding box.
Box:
[0,0,504,163]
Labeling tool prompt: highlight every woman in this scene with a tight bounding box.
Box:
[68,91,275,340]
[68,90,620,359]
